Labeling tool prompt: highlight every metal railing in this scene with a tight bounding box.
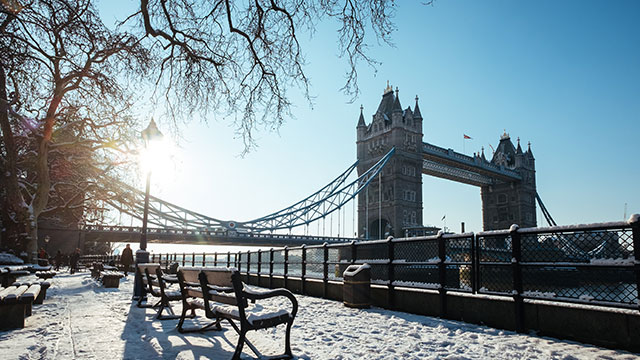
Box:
[81,216,640,313]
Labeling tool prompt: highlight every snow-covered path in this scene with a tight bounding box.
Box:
[1,271,638,359]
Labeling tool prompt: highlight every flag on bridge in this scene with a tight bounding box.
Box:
[463,134,472,140]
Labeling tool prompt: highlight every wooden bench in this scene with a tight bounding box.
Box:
[35,270,56,279]
[177,267,298,360]
[100,271,124,288]
[136,263,158,308]
[12,280,51,304]
[0,283,41,330]
[140,263,183,320]
[91,262,104,279]
[1,266,31,287]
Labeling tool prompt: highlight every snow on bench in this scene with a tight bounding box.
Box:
[0,283,41,330]
[177,267,298,360]
[100,271,124,288]
[136,263,182,320]
[36,270,57,280]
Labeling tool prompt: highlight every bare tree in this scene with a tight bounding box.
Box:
[131,0,397,153]
[0,0,401,260]
[0,0,148,260]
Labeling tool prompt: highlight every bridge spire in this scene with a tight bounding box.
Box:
[527,141,535,159]
[392,87,402,112]
[516,137,523,154]
[357,104,366,127]
[413,95,422,119]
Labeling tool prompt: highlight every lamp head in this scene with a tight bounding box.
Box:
[141,118,164,147]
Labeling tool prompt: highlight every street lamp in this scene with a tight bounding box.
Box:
[44,235,50,254]
[134,118,164,299]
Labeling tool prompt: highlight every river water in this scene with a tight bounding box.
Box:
[111,242,270,256]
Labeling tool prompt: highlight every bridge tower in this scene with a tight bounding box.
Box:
[481,132,537,230]
[356,83,423,239]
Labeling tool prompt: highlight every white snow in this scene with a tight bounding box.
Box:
[590,257,635,266]
[343,263,370,276]
[1,271,638,359]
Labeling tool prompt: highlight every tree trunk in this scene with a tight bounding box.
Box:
[0,65,34,260]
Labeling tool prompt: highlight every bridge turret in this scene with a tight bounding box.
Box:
[356,83,423,239]
[481,132,538,231]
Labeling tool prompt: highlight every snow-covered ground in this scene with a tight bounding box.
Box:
[1,271,638,359]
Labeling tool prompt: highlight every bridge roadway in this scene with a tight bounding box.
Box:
[81,225,356,247]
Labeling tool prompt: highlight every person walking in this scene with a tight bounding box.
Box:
[120,244,134,276]
[54,250,62,271]
[69,248,80,274]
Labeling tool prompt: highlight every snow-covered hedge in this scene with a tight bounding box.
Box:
[0,252,25,265]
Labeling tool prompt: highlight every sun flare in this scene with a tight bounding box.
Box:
[138,138,178,181]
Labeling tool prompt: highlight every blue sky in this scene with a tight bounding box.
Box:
[105,1,640,234]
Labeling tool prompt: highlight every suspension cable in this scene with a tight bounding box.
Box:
[378,172,382,239]
[365,187,369,240]
[352,196,355,238]
[337,206,341,237]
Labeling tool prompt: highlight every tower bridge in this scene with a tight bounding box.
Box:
[58,83,555,248]
[356,83,545,239]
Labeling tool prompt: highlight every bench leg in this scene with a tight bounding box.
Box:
[0,304,26,330]
[34,288,47,305]
[156,300,181,320]
[177,307,220,333]
[283,319,294,358]
[232,329,247,360]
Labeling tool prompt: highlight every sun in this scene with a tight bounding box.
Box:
[138,137,179,182]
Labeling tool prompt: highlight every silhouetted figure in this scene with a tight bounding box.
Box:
[38,248,49,266]
[69,248,81,274]
[55,250,62,271]
[120,244,134,276]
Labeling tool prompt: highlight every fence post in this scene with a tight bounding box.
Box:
[257,249,262,285]
[437,231,447,318]
[351,240,357,264]
[471,233,478,294]
[284,246,289,290]
[247,250,251,278]
[191,252,195,266]
[301,245,307,295]
[202,252,206,267]
[510,224,524,333]
[214,252,218,267]
[182,253,185,266]
[227,251,231,268]
[269,248,274,289]
[629,214,640,311]
[388,237,395,309]
[237,251,241,271]
[323,243,328,299]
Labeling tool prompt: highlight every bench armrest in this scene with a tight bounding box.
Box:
[161,274,179,284]
[242,287,298,317]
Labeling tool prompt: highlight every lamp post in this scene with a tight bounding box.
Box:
[133,118,163,299]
